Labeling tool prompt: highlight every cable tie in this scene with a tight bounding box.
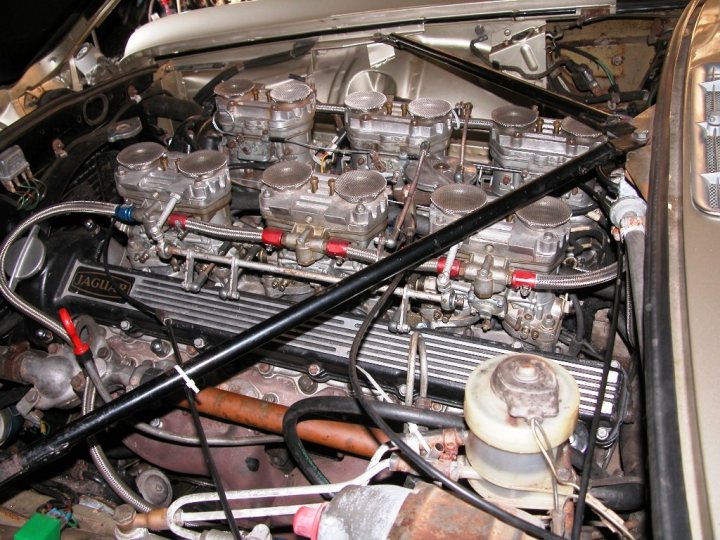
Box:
[173,364,199,394]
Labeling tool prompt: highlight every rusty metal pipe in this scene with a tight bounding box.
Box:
[180,387,387,458]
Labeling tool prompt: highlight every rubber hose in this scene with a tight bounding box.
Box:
[589,479,645,512]
[282,396,465,485]
[142,96,203,121]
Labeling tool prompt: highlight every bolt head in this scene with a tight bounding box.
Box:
[193,337,206,349]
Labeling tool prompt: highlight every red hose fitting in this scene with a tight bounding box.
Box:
[167,213,188,229]
[436,257,461,278]
[58,308,90,356]
[510,270,538,289]
[324,238,350,258]
[261,227,285,247]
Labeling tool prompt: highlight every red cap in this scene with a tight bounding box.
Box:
[324,238,350,258]
[58,308,90,356]
[261,227,285,248]
[167,213,188,229]
[436,256,461,278]
[293,504,327,540]
[510,269,538,289]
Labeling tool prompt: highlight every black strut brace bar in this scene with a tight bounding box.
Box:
[381,33,635,137]
[0,138,635,486]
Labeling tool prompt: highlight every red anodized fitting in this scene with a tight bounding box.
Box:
[166,213,188,229]
[324,238,350,258]
[58,308,90,356]
[436,256,462,278]
[510,269,538,289]
[261,227,285,247]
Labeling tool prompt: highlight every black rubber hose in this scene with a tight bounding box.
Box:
[589,479,645,512]
[282,396,466,485]
[0,142,622,489]
[142,95,203,121]
[571,244,625,540]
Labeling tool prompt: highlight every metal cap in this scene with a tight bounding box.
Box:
[430,184,487,216]
[214,77,255,99]
[261,161,312,192]
[490,354,559,420]
[561,117,602,140]
[270,82,313,103]
[491,105,538,130]
[408,98,452,119]
[344,91,386,112]
[117,142,165,171]
[334,170,387,203]
[516,197,572,229]
[177,150,228,179]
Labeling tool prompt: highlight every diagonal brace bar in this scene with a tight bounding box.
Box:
[382,33,635,137]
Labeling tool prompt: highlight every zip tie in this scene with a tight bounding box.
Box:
[174,364,200,394]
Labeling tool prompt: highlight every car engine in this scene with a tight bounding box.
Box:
[0,5,677,539]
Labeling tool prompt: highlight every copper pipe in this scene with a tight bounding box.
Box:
[180,387,388,458]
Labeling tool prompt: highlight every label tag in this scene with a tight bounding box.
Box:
[68,267,134,303]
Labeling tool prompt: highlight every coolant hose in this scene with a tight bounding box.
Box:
[282,396,465,484]
[623,229,645,340]
[142,95,203,121]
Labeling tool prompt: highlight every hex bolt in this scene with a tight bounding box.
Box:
[307,363,323,377]
[113,504,136,527]
[611,55,623,66]
[257,363,273,376]
[119,320,132,332]
[596,426,610,441]
[193,337,206,349]
[150,339,169,357]
[35,328,53,343]
[298,375,318,394]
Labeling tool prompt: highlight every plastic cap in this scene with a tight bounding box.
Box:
[293,504,327,540]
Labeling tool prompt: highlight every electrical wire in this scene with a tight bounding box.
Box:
[554,44,618,90]
[571,243,625,540]
[346,273,562,540]
[101,219,241,539]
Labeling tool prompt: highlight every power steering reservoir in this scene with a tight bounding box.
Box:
[464,353,580,509]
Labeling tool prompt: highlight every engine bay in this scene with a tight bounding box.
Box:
[0,7,679,539]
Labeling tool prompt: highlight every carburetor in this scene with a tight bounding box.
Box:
[488,105,606,204]
[344,91,453,171]
[259,162,388,265]
[214,77,316,163]
[426,184,571,350]
[114,142,232,269]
